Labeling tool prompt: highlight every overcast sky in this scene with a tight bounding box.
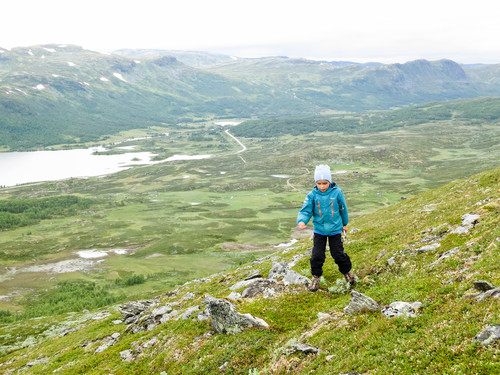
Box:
[2,0,500,64]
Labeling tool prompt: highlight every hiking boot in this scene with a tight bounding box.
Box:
[344,271,356,286]
[308,276,320,292]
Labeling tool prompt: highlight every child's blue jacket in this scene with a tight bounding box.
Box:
[297,183,348,236]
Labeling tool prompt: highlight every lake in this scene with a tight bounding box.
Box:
[0,146,212,187]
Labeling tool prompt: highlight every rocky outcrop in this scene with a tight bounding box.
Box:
[450,213,480,234]
[205,295,269,334]
[119,300,156,324]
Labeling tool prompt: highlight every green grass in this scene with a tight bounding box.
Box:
[0,114,499,315]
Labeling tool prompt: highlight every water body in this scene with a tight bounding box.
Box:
[0,146,211,187]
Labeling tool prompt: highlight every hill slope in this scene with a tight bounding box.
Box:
[1,166,498,374]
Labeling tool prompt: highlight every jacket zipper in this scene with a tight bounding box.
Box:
[318,201,335,218]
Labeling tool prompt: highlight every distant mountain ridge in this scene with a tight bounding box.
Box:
[1,44,500,150]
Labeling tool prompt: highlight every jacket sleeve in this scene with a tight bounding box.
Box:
[338,190,349,226]
[297,192,314,224]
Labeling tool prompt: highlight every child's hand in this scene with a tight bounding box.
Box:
[298,222,307,230]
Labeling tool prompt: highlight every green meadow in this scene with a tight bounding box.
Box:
[0,109,499,315]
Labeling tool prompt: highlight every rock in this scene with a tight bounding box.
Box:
[382,302,422,318]
[416,243,440,253]
[230,278,264,291]
[317,312,334,321]
[244,272,262,281]
[205,295,269,334]
[344,291,381,314]
[474,280,495,292]
[450,226,470,235]
[474,325,500,345]
[227,291,242,300]
[288,253,307,268]
[197,309,210,321]
[268,261,289,280]
[461,213,480,227]
[119,300,155,324]
[283,270,311,286]
[433,247,460,264]
[26,358,49,368]
[178,305,201,320]
[263,288,276,298]
[242,279,276,298]
[120,349,134,362]
[476,287,500,302]
[450,213,481,234]
[94,333,120,354]
[287,342,319,355]
[180,292,195,301]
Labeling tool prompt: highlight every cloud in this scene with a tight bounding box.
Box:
[2,0,500,63]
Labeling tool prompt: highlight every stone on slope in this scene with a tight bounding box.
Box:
[474,325,500,345]
[344,291,381,314]
[205,295,269,334]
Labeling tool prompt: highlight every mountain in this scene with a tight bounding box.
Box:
[1,44,500,150]
[1,166,498,374]
[113,49,240,68]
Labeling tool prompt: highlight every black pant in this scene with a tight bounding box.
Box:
[311,233,352,277]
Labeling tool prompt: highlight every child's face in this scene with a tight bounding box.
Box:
[316,179,330,192]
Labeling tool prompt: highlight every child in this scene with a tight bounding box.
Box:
[297,164,355,291]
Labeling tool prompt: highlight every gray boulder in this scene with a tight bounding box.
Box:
[283,270,311,286]
[474,325,500,345]
[119,300,155,324]
[268,261,289,280]
[241,279,276,298]
[205,295,269,334]
[344,291,381,314]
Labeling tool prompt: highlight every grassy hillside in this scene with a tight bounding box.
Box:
[0,166,498,374]
[0,105,499,315]
[232,97,500,138]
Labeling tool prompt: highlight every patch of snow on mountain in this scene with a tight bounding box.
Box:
[43,47,56,53]
[15,88,27,96]
[113,72,127,82]
[35,84,45,90]
[67,61,76,67]
[100,77,109,82]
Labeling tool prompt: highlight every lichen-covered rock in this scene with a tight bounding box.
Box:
[268,261,289,280]
[241,279,276,298]
[474,325,500,345]
[119,300,155,324]
[283,270,311,286]
[205,295,269,334]
[344,291,380,314]
[382,301,422,318]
